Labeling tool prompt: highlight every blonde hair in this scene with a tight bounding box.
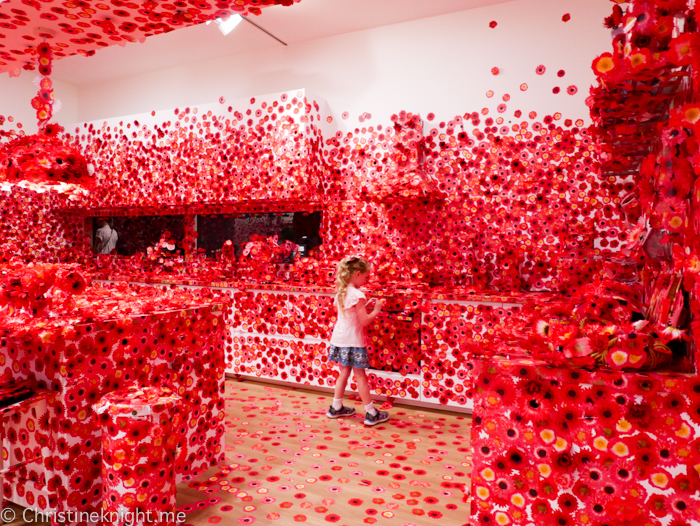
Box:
[336,256,370,315]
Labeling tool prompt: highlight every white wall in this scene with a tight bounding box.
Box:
[0,0,613,133]
[73,0,612,129]
[0,73,78,136]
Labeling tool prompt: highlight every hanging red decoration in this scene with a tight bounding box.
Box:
[31,43,55,130]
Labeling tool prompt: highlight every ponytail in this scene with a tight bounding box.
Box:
[336,256,370,315]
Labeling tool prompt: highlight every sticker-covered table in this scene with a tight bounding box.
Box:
[470,354,700,525]
[0,301,228,523]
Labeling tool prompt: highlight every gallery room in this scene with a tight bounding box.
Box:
[0,0,698,524]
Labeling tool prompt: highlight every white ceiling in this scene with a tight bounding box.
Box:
[51,0,513,85]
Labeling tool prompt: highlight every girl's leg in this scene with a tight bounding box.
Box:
[353,368,373,407]
[333,365,353,400]
[328,366,356,417]
[354,367,390,425]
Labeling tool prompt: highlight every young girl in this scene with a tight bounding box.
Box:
[327,256,389,426]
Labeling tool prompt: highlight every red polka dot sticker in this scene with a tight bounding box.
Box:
[182,381,473,525]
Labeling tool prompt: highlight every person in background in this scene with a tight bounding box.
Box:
[327,256,388,426]
[94,218,118,254]
[279,227,299,262]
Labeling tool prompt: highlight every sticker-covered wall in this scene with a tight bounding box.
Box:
[57,84,627,292]
[61,0,612,129]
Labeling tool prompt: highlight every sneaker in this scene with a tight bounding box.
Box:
[364,410,389,426]
[327,405,356,418]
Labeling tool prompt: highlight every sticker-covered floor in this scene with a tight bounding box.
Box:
[177,379,472,526]
[3,379,471,526]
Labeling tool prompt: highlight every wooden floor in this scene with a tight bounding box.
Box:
[3,379,472,525]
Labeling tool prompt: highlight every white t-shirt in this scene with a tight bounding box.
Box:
[329,284,366,348]
[96,224,118,254]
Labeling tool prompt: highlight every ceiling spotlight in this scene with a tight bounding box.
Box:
[206,13,286,46]
[208,14,243,36]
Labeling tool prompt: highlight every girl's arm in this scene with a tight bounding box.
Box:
[355,297,385,327]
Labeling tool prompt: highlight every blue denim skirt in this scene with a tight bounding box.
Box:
[328,345,370,369]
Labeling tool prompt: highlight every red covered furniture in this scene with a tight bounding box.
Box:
[0,301,227,523]
[470,355,700,525]
[0,387,56,514]
[94,385,185,526]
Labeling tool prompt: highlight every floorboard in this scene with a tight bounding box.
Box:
[2,379,472,525]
